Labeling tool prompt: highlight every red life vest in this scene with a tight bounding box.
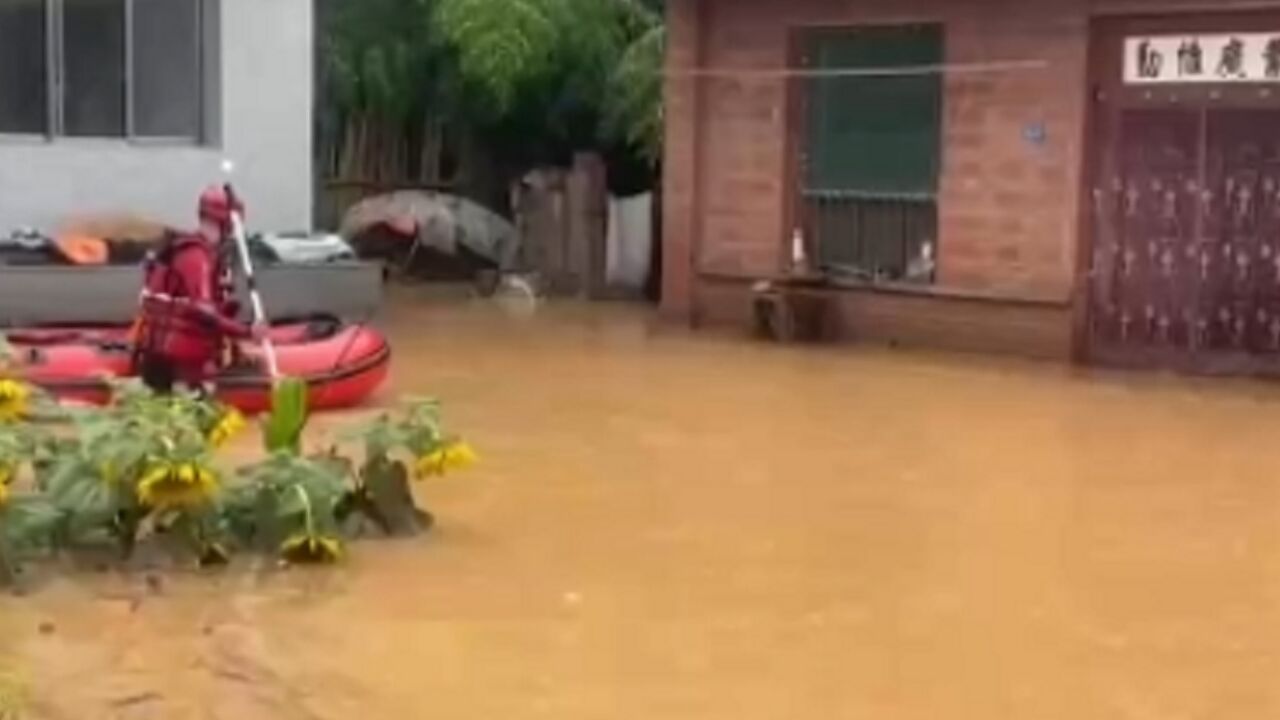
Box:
[135,232,239,365]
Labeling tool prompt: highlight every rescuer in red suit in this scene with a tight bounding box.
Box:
[133,186,262,394]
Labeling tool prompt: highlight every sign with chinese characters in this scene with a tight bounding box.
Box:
[1124,33,1280,84]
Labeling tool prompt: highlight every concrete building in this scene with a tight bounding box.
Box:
[0,0,312,234]
[661,0,1280,375]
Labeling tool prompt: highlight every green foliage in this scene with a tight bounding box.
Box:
[0,496,59,584]
[337,397,477,536]
[262,378,310,455]
[602,23,665,165]
[348,455,429,536]
[228,453,349,554]
[34,382,225,557]
[0,379,477,589]
[341,398,443,535]
[325,0,448,120]
[433,0,560,116]
[354,396,443,458]
[0,424,39,476]
[323,0,666,172]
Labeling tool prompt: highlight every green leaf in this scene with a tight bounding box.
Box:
[275,483,309,521]
[44,457,94,505]
[434,0,561,114]
[0,495,61,553]
[251,485,284,552]
[219,484,260,548]
[360,457,432,536]
[601,23,665,164]
[300,461,350,500]
[234,450,351,551]
[263,378,309,455]
[37,454,122,552]
[154,506,230,564]
[311,449,354,481]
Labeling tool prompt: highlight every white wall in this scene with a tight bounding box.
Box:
[0,0,313,234]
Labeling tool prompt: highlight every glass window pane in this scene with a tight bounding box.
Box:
[63,0,126,137]
[133,0,200,138]
[0,0,48,134]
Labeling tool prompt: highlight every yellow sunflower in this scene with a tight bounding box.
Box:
[136,461,219,510]
[0,379,30,423]
[413,440,479,479]
[280,531,344,564]
[0,478,8,509]
[207,407,246,448]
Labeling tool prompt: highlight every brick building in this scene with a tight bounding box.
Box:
[661,0,1280,374]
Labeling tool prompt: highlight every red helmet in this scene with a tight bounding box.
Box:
[198,185,244,228]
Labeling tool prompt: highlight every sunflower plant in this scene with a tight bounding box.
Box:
[225,379,349,563]
[35,380,240,560]
[0,379,31,425]
[0,370,478,587]
[0,417,59,584]
[227,452,348,563]
[339,397,478,537]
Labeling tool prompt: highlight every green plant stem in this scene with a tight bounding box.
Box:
[292,484,316,537]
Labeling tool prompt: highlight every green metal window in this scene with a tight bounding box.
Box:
[801,24,943,284]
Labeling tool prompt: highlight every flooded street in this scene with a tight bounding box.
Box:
[5,290,1280,719]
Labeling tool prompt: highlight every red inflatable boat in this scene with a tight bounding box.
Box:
[4,315,390,414]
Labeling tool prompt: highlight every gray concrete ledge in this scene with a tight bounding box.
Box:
[0,262,383,326]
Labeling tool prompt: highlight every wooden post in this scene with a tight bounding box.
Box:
[568,152,609,299]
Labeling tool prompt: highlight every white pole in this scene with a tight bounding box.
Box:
[221,161,280,380]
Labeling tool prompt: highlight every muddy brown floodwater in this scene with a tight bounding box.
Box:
[4,288,1280,719]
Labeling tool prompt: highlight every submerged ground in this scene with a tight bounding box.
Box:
[3,290,1280,719]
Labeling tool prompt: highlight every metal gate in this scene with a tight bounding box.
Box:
[1087,16,1280,375]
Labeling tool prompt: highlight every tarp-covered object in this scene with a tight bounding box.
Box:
[253,232,357,264]
[2,224,354,268]
[339,191,521,271]
[0,230,62,266]
[0,229,113,266]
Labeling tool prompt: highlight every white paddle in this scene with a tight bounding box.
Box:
[221,160,280,381]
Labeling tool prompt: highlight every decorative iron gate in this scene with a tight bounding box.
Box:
[1087,16,1280,375]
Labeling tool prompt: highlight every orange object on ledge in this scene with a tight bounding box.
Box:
[53,233,109,266]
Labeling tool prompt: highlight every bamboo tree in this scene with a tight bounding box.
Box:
[321,0,666,184]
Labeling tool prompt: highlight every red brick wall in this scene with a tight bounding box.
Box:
[935,6,1088,299]
[663,0,1090,294]
[659,0,703,319]
[662,0,1280,357]
[694,281,1077,359]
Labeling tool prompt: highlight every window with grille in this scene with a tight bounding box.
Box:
[800,24,943,284]
[0,0,215,142]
